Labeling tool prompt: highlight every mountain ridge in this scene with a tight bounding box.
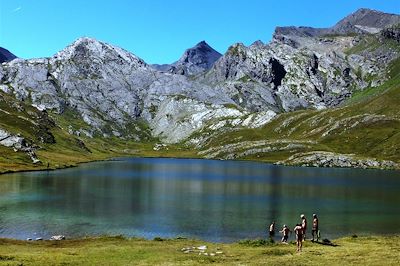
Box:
[0,7,399,172]
[274,8,400,38]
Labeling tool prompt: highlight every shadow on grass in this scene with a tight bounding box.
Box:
[311,239,339,247]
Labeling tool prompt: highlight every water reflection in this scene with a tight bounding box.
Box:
[0,158,399,242]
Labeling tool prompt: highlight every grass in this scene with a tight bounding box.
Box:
[0,235,398,265]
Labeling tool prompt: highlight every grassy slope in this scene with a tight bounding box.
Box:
[0,236,399,265]
[0,94,197,174]
[195,52,400,165]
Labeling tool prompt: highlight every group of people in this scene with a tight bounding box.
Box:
[268,213,319,252]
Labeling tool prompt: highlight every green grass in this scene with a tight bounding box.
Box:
[0,236,398,265]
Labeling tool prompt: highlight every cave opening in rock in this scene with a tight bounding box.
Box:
[269,58,287,89]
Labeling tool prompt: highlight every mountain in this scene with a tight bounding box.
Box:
[152,41,222,75]
[331,8,400,34]
[0,47,17,63]
[0,8,400,172]
[274,8,400,38]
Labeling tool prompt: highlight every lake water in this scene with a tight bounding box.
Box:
[0,158,399,242]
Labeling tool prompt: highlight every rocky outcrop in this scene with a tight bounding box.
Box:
[381,25,400,42]
[0,128,39,163]
[0,47,17,63]
[152,41,221,76]
[277,151,398,170]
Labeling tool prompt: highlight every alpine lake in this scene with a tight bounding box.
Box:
[0,158,399,242]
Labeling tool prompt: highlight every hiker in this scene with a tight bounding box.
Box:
[269,221,275,238]
[312,213,319,242]
[300,214,307,241]
[294,223,304,252]
[279,224,291,243]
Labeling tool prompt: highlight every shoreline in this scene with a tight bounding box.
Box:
[1,152,399,177]
[0,232,382,243]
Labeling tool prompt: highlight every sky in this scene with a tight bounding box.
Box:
[0,0,399,64]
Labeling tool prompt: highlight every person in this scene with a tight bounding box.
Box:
[269,221,275,239]
[279,224,291,243]
[294,223,304,252]
[312,213,319,242]
[300,214,307,241]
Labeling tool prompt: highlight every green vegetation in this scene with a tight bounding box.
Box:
[0,236,398,265]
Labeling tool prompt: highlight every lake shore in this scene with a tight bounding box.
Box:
[1,149,399,177]
[0,235,398,265]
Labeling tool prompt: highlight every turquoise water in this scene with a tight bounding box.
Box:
[0,158,399,242]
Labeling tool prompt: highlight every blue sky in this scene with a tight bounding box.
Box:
[0,0,399,64]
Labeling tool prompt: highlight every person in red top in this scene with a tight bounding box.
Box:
[300,214,307,241]
[312,213,319,242]
[294,223,304,252]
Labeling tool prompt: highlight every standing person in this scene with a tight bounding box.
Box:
[312,214,319,242]
[269,221,275,239]
[294,223,304,252]
[300,214,307,241]
[279,224,291,243]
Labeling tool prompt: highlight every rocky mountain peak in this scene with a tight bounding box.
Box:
[152,40,222,76]
[273,8,400,39]
[53,37,146,67]
[332,8,400,34]
[0,47,17,63]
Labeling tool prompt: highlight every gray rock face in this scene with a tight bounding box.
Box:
[203,36,363,112]
[152,41,222,76]
[0,47,17,63]
[0,128,39,163]
[381,25,400,42]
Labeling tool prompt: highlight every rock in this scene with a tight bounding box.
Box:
[26,238,33,241]
[35,237,43,241]
[277,151,399,170]
[50,235,66,241]
[197,245,207,250]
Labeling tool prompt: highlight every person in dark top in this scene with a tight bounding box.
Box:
[269,221,275,239]
[312,213,319,242]
[294,223,304,252]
